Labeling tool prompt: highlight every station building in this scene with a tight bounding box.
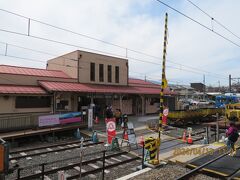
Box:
[0,50,176,130]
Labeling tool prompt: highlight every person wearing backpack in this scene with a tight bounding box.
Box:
[226,121,239,156]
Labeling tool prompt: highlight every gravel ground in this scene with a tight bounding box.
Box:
[128,164,220,180]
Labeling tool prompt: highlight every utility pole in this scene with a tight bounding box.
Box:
[218,80,220,92]
[203,74,206,99]
[77,53,82,83]
[229,74,231,93]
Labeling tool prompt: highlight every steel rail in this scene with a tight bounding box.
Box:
[16,151,129,180]
[10,139,91,154]
[10,141,103,160]
[67,156,140,179]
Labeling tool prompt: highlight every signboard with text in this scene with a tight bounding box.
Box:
[38,114,60,127]
[38,112,81,127]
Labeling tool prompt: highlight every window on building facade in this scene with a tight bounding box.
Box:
[115,66,119,83]
[108,65,112,82]
[15,96,51,108]
[90,62,95,81]
[99,64,104,82]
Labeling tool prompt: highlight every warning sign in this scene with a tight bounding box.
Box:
[105,118,116,144]
[107,121,116,132]
[163,108,169,116]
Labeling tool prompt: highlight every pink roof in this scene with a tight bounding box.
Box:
[0,65,72,79]
[129,78,160,88]
[39,81,175,95]
[0,85,47,94]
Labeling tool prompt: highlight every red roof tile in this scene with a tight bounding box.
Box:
[0,65,72,79]
[129,78,160,88]
[0,85,47,94]
[39,81,175,95]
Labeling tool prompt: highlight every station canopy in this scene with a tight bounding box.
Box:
[39,80,175,95]
[0,85,48,95]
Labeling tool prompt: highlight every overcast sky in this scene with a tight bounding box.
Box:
[0,0,239,86]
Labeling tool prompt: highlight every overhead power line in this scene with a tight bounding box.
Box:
[154,0,240,48]
[0,8,228,79]
[0,28,228,80]
[186,0,240,41]
[0,48,228,83]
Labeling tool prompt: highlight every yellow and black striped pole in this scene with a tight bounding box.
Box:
[159,13,168,139]
[157,13,168,161]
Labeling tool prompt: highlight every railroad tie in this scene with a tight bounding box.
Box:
[26,157,32,160]
[44,175,52,180]
[88,174,97,179]
[67,145,74,148]
[105,159,114,164]
[10,160,17,164]
[58,146,64,149]
[72,144,79,147]
[73,166,86,173]
[34,170,41,174]
[111,157,122,162]
[88,163,99,169]
[9,155,12,158]
[121,155,131,159]
[46,148,53,151]
[20,152,27,156]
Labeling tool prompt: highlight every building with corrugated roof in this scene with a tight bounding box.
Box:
[0,50,176,119]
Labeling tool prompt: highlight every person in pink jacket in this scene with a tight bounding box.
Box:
[226,120,239,156]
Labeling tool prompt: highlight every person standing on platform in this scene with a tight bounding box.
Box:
[106,105,113,119]
[115,109,122,126]
[226,119,239,156]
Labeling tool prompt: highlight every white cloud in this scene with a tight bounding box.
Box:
[0,0,239,86]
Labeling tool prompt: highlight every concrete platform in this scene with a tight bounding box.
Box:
[116,167,151,180]
[187,147,240,177]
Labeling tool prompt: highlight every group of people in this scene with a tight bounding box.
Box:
[105,105,128,128]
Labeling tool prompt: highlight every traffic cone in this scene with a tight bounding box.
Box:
[202,136,208,144]
[76,128,81,139]
[187,132,193,144]
[139,136,144,147]
[123,130,128,140]
[182,130,187,142]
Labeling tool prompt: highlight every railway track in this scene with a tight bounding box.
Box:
[13,150,140,180]
[9,139,103,162]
